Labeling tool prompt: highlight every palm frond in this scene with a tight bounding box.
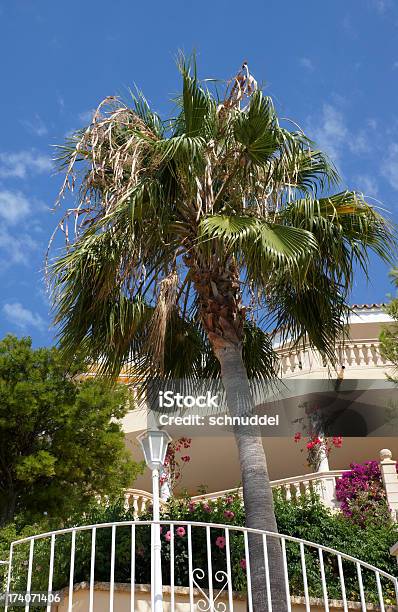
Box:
[199,214,318,269]
[267,273,348,363]
[233,91,279,164]
[282,191,396,283]
[176,54,217,138]
[129,87,164,137]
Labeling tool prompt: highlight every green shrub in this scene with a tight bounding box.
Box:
[1,493,397,605]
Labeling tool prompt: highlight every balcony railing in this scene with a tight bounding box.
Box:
[191,470,344,510]
[123,488,164,517]
[1,519,397,611]
[277,340,389,376]
[124,471,344,518]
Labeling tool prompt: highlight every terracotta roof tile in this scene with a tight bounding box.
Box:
[351,303,386,310]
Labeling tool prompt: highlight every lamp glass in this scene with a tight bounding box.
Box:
[137,430,172,469]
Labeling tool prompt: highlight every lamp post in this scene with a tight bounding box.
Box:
[137,429,172,612]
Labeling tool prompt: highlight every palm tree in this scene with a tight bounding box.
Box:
[49,56,394,610]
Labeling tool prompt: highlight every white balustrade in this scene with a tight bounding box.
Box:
[190,471,344,510]
[124,488,167,518]
[277,340,389,376]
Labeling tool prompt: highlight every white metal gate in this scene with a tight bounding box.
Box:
[1,520,397,610]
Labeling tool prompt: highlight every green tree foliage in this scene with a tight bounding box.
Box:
[380,269,398,379]
[0,335,143,526]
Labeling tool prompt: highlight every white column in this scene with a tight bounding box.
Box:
[152,467,163,611]
[380,449,398,521]
[160,467,171,501]
[317,439,330,473]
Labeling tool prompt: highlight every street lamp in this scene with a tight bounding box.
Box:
[137,429,172,612]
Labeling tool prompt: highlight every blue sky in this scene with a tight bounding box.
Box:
[1,0,398,346]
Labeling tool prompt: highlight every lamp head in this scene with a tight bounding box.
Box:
[137,429,172,470]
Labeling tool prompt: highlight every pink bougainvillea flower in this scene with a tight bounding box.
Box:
[188,502,196,512]
[202,503,211,513]
[224,510,235,519]
[181,455,191,462]
[215,536,226,549]
[240,559,246,570]
[165,531,172,541]
[176,526,186,537]
[294,432,301,443]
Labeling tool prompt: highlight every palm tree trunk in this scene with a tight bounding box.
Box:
[214,343,288,612]
[191,259,289,610]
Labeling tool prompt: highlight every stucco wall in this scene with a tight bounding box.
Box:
[55,582,397,611]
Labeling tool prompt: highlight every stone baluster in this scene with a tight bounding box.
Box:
[124,491,131,511]
[344,344,354,367]
[284,484,292,501]
[352,344,361,367]
[288,353,296,373]
[337,346,343,367]
[141,496,150,515]
[369,344,380,367]
[302,480,311,496]
[358,344,367,366]
[132,495,140,519]
[312,478,324,501]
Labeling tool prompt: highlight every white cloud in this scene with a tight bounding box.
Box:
[299,57,314,71]
[311,104,348,163]
[0,227,38,266]
[0,190,31,225]
[349,131,370,154]
[371,0,393,12]
[381,143,398,190]
[2,302,45,331]
[310,104,370,166]
[0,150,52,179]
[57,94,65,113]
[342,14,358,38]
[20,114,48,137]
[353,174,379,197]
[0,186,46,270]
